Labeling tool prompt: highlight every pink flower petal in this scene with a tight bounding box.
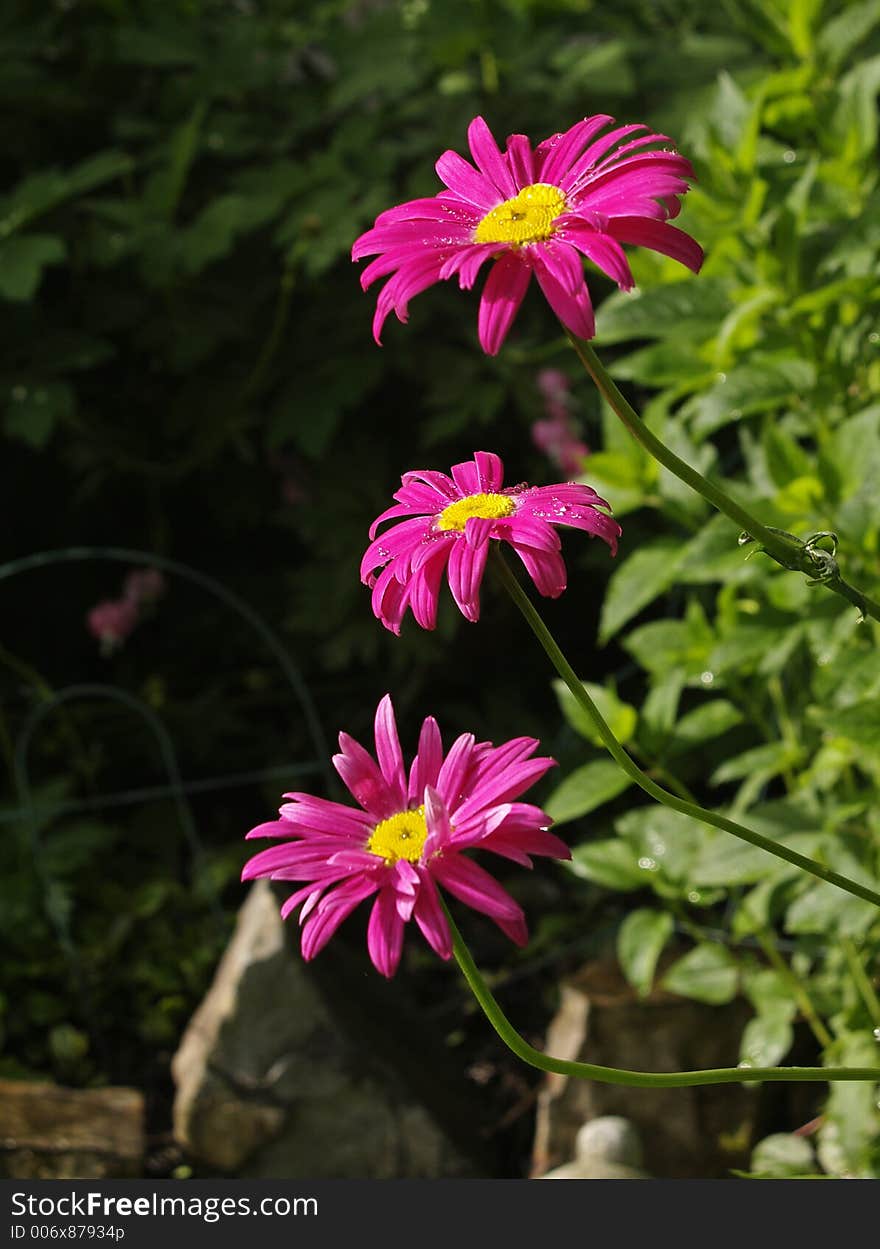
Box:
[467,115,518,198]
[301,877,380,962]
[408,545,451,630]
[537,114,615,185]
[434,854,528,946]
[435,148,502,210]
[559,223,635,291]
[408,715,444,802]
[423,784,453,856]
[374,694,407,808]
[438,243,498,290]
[366,887,407,977]
[412,870,452,960]
[369,562,410,635]
[607,216,704,272]
[436,732,477,810]
[505,133,536,186]
[477,253,532,356]
[446,534,489,620]
[511,543,568,597]
[559,123,649,191]
[532,247,596,340]
[333,730,399,818]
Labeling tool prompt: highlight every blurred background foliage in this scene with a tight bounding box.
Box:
[1,0,879,1177]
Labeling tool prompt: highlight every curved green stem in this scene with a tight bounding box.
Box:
[491,550,880,911]
[447,906,878,1087]
[567,332,880,626]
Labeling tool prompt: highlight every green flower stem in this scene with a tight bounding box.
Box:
[446,905,878,1088]
[491,550,880,911]
[755,929,834,1049]
[841,938,880,1028]
[566,332,880,626]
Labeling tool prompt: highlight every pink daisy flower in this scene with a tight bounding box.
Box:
[242,694,568,978]
[352,114,703,355]
[360,450,620,634]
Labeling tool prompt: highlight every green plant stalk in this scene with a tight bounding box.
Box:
[566,332,880,626]
[755,929,833,1049]
[841,938,880,1028]
[446,905,878,1087]
[491,550,880,910]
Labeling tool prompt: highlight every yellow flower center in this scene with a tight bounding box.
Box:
[367,806,428,864]
[473,183,567,247]
[436,492,516,532]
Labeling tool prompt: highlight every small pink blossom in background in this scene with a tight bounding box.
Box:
[532,418,589,477]
[87,565,166,652]
[86,599,139,654]
[242,694,568,977]
[361,450,620,634]
[352,114,702,355]
[536,367,572,419]
[532,368,590,478]
[123,567,166,606]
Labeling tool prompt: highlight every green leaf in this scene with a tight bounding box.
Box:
[567,838,646,892]
[49,1023,90,1065]
[0,151,133,234]
[692,359,815,440]
[818,1,880,72]
[677,515,755,586]
[617,908,674,998]
[666,699,743,756]
[552,38,635,96]
[819,699,880,749]
[595,279,731,344]
[743,968,797,1019]
[763,423,813,488]
[710,70,752,150]
[0,235,66,300]
[42,820,117,877]
[544,759,633,825]
[832,53,880,160]
[182,192,285,273]
[4,381,74,449]
[739,1013,794,1069]
[749,1133,816,1178]
[599,540,682,642]
[731,877,788,937]
[614,805,706,886]
[580,450,650,516]
[819,1031,880,1176]
[552,679,638,747]
[711,740,797,786]
[692,829,822,888]
[662,943,739,1004]
[785,883,877,938]
[610,341,709,387]
[624,612,714,681]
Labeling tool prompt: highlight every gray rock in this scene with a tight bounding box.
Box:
[536,1115,648,1179]
[530,956,761,1179]
[172,880,481,1178]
